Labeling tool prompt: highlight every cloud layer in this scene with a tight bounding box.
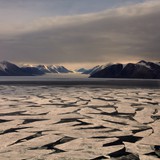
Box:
[0,0,160,65]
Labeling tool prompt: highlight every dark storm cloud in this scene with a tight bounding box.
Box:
[0,0,160,64]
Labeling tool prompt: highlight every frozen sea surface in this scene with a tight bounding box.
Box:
[0,74,160,88]
[0,85,160,160]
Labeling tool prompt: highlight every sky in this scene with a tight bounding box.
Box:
[0,0,160,69]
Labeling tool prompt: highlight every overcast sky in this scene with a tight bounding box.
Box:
[0,0,159,69]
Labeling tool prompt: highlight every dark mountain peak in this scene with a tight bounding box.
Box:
[90,61,160,79]
[37,64,46,67]
[137,60,148,64]
[90,63,123,78]
[76,68,87,73]
[0,61,31,76]
[0,60,13,66]
[0,60,19,69]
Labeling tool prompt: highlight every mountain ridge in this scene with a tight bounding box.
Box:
[1,60,160,79]
[0,61,73,76]
[90,60,160,79]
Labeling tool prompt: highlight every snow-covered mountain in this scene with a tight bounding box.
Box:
[1,60,159,78]
[90,60,160,79]
[78,63,111,75]
[0,61,72,76]
[35,65,72,73]
[35,65,54,73]
[0,61,34,76]
[49,65,72,73]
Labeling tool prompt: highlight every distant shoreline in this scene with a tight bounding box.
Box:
[0,79,160,88]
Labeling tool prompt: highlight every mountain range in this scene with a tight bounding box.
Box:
[0,61,72,76]
[89,60,160,79]
[0,60,160,79]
